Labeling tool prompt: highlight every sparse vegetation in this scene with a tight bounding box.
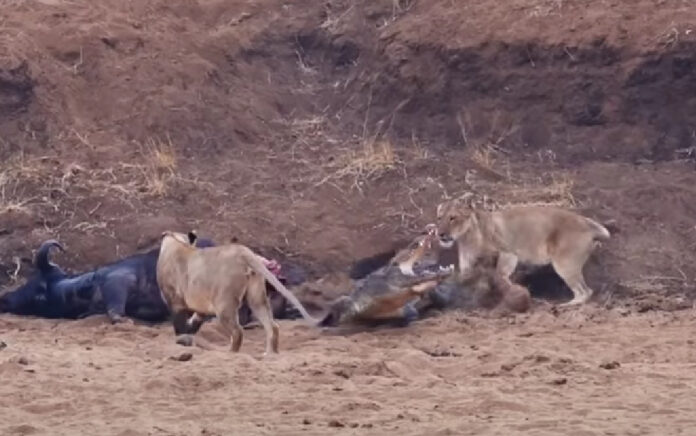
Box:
[138,136,179,197]
[315,139,400,190]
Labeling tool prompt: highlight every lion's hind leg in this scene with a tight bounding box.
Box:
[552,233,597,306]
[246,275,280,355]
[216,290,245,352]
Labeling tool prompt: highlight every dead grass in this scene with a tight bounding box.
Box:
[453,109,577,210]
[138,136,178,196]
[0,155,48,216]
[315,139,401,191]
[0,135,182,225]
[0,172,35,215]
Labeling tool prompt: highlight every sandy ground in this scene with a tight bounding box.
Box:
[2,305,696,436]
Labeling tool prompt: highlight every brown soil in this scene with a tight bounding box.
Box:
[3,307,696,435]
[2,0,696,433]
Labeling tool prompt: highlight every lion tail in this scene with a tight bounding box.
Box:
[585,217,611,241]
[241,249,319,326]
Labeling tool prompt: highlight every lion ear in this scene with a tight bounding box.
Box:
[187,230,198,245]
[436,202,447,218]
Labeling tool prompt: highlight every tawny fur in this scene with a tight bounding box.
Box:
[156,231,317,354]
[435,197,610,306]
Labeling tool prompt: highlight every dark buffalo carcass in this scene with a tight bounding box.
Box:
[0,240,97,319]
[0,237,294,330]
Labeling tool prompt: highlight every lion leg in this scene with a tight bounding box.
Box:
[496,252,518,279]
[246,278,280,355]
[217,301,244,352]
[552,260,589,306]
[552,234,596,305]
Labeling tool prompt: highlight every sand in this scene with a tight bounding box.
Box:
[2,305,695,435]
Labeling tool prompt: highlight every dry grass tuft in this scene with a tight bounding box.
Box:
[138,136,178,196]
[501,173,577,208]
[452,109,577,210]
[315,139,400,190]
[0,155,47,216]
[0,172,35,215]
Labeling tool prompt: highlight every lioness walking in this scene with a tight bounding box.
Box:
[156,231,318,354]
[435,196,611,306]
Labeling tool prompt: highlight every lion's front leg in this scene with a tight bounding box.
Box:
[496,252,518,280]
[456,244,478,278]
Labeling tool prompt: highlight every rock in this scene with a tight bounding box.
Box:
[599,361,620,370]
[333,369,350,379]
[171,352,193,362]
[328,420,345,428]
[0,340,7,350]
[17,356,28,365]
[500,362,518,372]
[550,377,567,385]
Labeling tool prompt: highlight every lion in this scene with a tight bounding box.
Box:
[434,194,611,306]
[156,231,318,354]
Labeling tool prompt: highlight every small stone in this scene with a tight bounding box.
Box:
[17,357,28,365]
[328,420,345,428]
[333,369,350,379]
[302,419,311,425]
[0,340,7,350]
[551,377,567,385]
[171,352,193,362]
[600,361,620,370]
[500,363,517,372]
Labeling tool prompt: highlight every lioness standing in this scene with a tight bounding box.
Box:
[435,196,611,306]
[156,231,318,354]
